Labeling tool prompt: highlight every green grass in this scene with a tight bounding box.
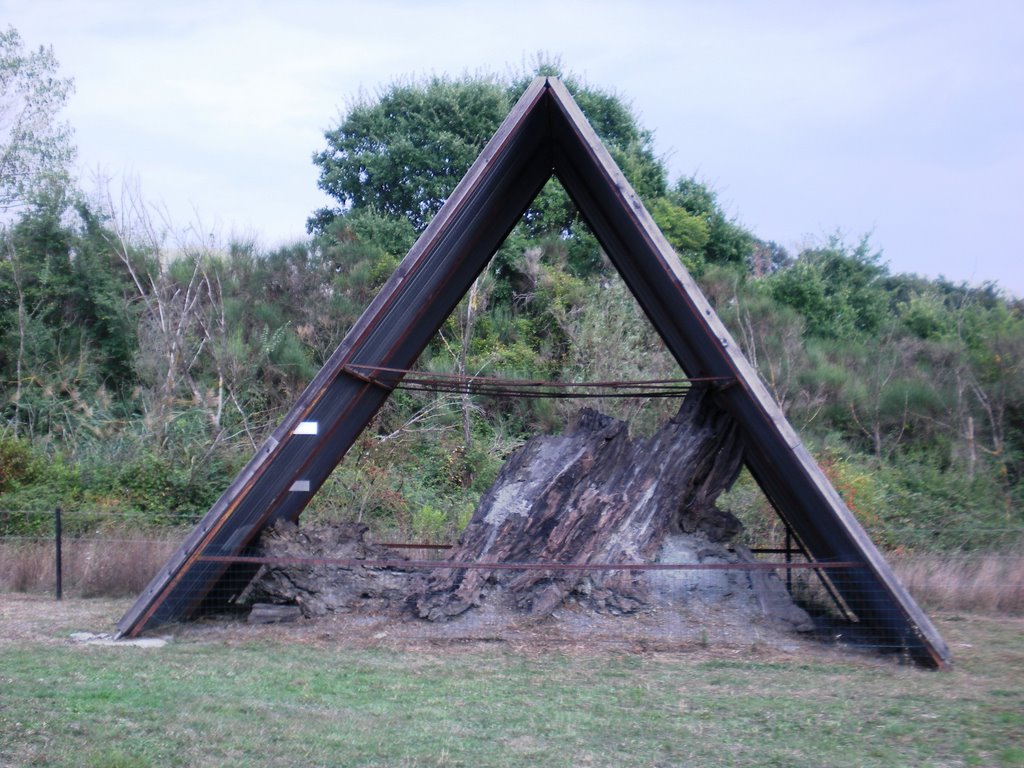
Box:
[1,602,1022,767]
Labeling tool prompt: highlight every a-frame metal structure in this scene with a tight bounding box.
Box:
[118,78,950,668]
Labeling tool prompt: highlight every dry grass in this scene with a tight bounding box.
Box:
[0,533,179,597]
[893,551,1024,614]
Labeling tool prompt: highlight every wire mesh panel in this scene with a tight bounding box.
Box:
[2,519,1021,664]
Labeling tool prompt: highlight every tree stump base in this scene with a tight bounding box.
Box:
[413,387,745,620]
[247,521,415,617]
[249,388,812,634]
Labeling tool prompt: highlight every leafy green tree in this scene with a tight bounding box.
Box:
[505,65,667,275]
[647,197,709,273]
[308,66,674,446]
[836,334,946,460]
[667,177,754,270]
[961,299,1024,472]
[315,208,417,337]
[766,234,888,339]
[310,76,509,234]
[0,27,75,214]
[310,66,667,255]
[1,200,140,439]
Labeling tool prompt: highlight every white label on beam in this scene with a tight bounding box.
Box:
[294,421,318,435]
[289,480,311,492]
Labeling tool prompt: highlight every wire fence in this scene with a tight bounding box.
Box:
[1,508,1022,663]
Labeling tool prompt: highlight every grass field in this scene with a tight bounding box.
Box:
[1,595,1022,768]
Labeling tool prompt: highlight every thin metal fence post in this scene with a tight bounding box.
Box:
[785,525,792,592]
[54,507,62,601]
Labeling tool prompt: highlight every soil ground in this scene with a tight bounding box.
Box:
[1,591,887,665]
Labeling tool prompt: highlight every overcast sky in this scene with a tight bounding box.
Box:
[4,0,1022,296]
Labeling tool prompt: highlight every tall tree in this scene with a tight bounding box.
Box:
[766,234,888,339]
[310,76,509,234]
[0,27,75,215]
[0,201,139,439]
[666,177,754,270]
[309,67,666,249]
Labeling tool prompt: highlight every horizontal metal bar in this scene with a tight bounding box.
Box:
[340,364,733,399]
[392,384,694,400]
[197,555,862,571]
[343,363,733,388]
[377,543,807,556]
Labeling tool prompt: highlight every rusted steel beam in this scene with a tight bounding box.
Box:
[115,77,554,638]
[118,77,951,669]
[543,78,949,668]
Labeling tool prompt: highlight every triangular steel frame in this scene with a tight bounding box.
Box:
[118,78,950,668]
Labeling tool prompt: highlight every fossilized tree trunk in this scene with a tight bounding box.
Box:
[413,386,745,620]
